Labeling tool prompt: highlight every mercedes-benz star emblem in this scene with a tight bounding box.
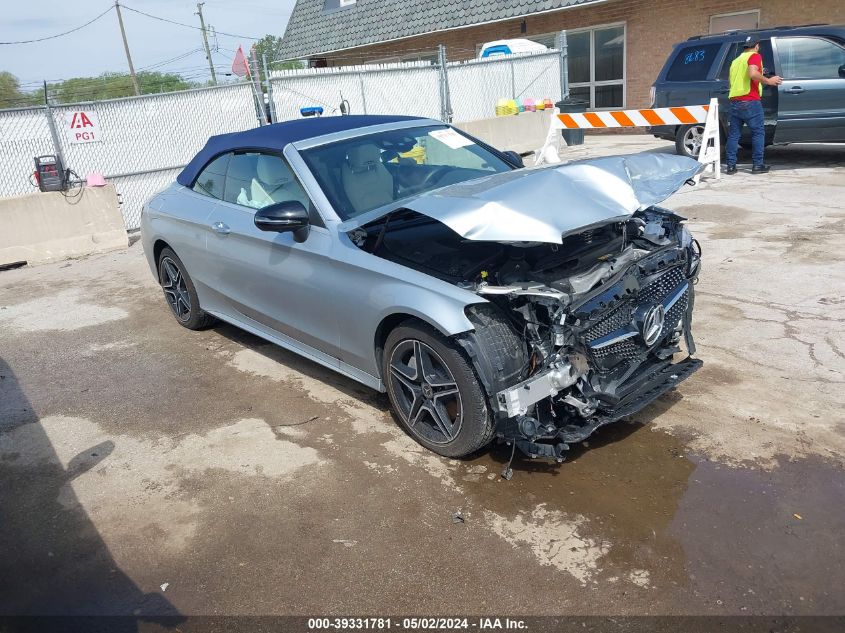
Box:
[641,304,666,347]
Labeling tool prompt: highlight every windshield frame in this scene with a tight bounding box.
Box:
[296,123,517,222]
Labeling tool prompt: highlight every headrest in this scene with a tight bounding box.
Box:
[346,144,382,174]
[256,154,290,186]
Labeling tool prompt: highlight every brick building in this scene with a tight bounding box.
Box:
[279,0,845,110]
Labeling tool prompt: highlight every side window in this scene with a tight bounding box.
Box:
[223,152,311,211]
[192,153,230,199]
[665,43,723,81]
[758,39,774,76]
[718,43,741,80]
[718,40,775,79]
[224,153,258,206]
[777,37,845,80]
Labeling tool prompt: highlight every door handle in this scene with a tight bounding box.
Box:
[211,221,231,235]
[784,86,805,94]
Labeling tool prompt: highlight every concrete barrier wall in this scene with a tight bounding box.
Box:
[455,111,552,155]
[0,184,127,267]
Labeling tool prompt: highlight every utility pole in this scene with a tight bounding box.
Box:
[114,1,141,96]
[195,2,217,85]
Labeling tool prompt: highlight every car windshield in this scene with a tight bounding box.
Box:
[299,125,514,221]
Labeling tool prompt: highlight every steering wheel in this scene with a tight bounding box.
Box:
[419,165,453,190]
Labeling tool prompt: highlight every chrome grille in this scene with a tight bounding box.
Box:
[583,302,634,340]
[590,338,642,362]
[638,267,685,306]
[583,265,689,371]
[665,286,689,333]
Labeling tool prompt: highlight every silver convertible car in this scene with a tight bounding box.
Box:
[141,115,703,462]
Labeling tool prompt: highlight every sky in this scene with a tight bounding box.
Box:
[0,0,297,89]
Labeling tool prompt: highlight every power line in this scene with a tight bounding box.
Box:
[0,6,114,45]
[138,48,205,72]
[120,4,260,40]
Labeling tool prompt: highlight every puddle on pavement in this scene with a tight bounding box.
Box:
[458,410,845,609]
[462,413,696,588]
[671,454,845,613]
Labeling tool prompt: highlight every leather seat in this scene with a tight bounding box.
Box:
[250,155,304,207]
[341,144,393,213]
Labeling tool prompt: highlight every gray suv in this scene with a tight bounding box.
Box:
[650,24,845,157]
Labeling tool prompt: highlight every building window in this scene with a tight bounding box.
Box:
[566,24,625,109]
[323,0,355,12]
[710,10,759,34]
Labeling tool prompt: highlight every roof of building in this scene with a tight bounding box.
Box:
[279,0,600,60]
[177,115,424,186]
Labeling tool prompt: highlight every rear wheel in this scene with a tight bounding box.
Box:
[157,247,214,330]
[383,322,492,458]
[675,124,705,158]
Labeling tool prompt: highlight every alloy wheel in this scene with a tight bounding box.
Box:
[683,126,704,157]
[388,339,463,445]
[160,257,191,321]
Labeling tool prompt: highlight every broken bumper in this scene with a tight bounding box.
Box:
[508,356,702,460]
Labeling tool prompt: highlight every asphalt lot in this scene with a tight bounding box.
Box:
[1,136,843,617]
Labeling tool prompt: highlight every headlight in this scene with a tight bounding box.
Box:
[680,224,693,248]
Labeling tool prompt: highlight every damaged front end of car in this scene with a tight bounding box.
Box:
[345,152,705,461]
[458,205,702,461]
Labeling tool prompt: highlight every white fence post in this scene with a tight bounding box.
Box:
[438,45,453,122]
[262,53,277,123]
[557,30,569,101]
[358,72,368,115]
[509,58,516,99]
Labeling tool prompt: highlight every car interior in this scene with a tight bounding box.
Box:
[301,127,512,220]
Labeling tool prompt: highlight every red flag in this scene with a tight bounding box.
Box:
[231,45,250,77]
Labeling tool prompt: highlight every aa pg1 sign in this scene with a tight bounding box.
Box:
[64,110,103,144]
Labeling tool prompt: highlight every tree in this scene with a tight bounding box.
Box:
[48,71,192,104]
[252,34,303,82]
[0,72,39,109]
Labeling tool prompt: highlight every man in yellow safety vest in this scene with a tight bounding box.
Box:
[725,35,783,174]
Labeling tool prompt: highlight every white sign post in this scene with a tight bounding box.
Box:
[694,97,721,184]
[64,110,103,144]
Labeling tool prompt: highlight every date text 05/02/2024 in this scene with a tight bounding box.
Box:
[307,617,528,630]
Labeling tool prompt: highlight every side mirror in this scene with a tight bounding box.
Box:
[502,150,524,168]
[254,200,310,242]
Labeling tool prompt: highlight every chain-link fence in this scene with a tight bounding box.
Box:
[51,84,259,229]
[0,84,260,230]
[270,61,442,121]
[270,50,563,124]
[0,106,55,199]
[1,46,568,231]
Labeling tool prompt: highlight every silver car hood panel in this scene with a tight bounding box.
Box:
[339,152,702,244]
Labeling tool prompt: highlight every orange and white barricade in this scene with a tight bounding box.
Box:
[535,98,720,181]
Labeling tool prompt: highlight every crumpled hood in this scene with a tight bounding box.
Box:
[339,152,703,244]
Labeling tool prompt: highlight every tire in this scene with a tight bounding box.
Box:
[675,124,705,158]
[383,321,493,458]
[157,247,214,330]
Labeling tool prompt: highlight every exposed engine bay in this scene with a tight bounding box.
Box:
[351,205,702,462]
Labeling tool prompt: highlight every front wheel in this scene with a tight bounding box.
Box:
[383,322,493,458]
